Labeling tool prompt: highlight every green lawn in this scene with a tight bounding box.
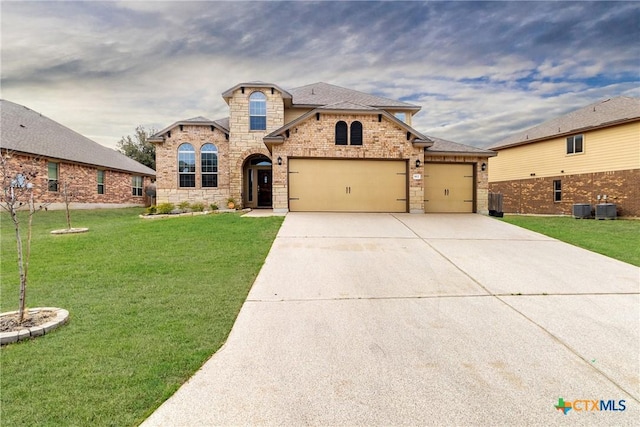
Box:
[499,215,640,267]
[1,208,283,426]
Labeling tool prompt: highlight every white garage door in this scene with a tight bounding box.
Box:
[289,159,407,212]
[424,163,474,213]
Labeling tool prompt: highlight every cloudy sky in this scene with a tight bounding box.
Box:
[2,1,638,150]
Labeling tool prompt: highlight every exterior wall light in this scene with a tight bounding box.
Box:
[277,156,283,166]
[481,162,487,171]
[415,159,421,168]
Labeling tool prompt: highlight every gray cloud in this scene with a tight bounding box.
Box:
[1,1,638,149]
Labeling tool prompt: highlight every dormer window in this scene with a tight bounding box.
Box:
[249,92,267,130]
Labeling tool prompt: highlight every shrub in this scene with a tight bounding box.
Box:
[191,202,205,212]
[144,206,156,215]
[210,203,219,211]
[178,201,190,212]
[156,202,175,214]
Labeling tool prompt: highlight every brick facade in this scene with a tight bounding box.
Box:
[1,152,153,209]
[152,82,493,214]
[272,112,424,212]
[489,168,640,217]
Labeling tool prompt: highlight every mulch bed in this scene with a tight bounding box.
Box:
[0,310,57,332]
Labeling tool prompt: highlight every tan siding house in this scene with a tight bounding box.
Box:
[488,97,640,217]
[150,82,495,214]
[1,100,156,209]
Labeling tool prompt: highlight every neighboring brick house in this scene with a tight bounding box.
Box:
[488,97,640,217]
[1,99,156,209]
[150,82,495,213]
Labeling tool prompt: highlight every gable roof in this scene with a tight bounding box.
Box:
[0,99,155,175]
[425,136,496,157]
[289,82,421,111]
[222,82,293,103]
[489,96,640,150]
[263,107,434,152]
[148,116,229,142]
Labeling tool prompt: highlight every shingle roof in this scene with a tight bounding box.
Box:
[317,101,380,111]
[183,116,212,122]
[489,96,640,150]
[149,116,229,142]
[289,82,421,111]
[0,99,155,175]
[426,135,496,157]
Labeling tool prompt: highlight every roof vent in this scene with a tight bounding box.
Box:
[311,88,315,95]
[20,124,25,128]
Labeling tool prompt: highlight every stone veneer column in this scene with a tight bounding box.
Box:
[227,87,285,205]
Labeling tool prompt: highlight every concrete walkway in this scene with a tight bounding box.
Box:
[142,213,639,426]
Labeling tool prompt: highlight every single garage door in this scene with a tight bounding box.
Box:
[424,163,474,213]
[289,159,407,212]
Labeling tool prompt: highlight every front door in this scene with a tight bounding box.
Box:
[257,170,272,207]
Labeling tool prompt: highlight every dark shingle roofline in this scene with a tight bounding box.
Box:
[489,96,640,150]
[1,99,155,175]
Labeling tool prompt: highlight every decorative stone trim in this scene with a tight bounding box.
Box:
[0,307,69,345]
[50,227,89,234]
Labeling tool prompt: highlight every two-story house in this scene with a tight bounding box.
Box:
[149,82,495,213]
[488,97,640,217]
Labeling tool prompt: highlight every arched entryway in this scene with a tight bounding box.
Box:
[243,154,272,208]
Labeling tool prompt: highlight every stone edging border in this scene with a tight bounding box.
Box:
[51,227,89,234]
[0,307,69,345]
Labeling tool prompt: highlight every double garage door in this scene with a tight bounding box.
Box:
[289,159,407,212]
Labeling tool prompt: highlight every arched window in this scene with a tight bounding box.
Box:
[335,121,347,145]
[178,143,196,187]
[249,92,267,130]
[201,143,218,188]
[350,121,363,145]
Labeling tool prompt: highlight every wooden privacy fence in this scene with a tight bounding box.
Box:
[488,192,503,215]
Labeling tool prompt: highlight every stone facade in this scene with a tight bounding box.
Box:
[152,81,493,214]
[1,152,153,209]
[272,112,424,212]
[424,155,490,214]
[489,168,640,217]
[155,124,230,206]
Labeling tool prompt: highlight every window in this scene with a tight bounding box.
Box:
[201,143,218,187]
[335,121,348,145]
[178,143,196,187]
[350,121,363,146]
[48,162,59,192]
[97,170,105,194]
[395,112,406,122]
[566,134,583,154]
[249,92,267,130]
[132,176,143,197]
[553,180,562,202]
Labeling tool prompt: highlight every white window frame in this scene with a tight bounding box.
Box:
[249,92,267,131]
[566,134,584,155]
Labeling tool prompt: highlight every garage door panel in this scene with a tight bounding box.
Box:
[424,163,474,213]
[289,159,407,212]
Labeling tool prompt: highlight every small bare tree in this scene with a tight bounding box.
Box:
[0,152,42,324]
[61,179,74,230]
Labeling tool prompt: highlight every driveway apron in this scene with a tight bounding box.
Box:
[142,213,639,426]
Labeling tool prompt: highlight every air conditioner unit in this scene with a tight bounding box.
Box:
[572,204,591,219]
[595,203,616,220]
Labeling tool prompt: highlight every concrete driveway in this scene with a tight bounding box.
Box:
[142,213,639,426]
